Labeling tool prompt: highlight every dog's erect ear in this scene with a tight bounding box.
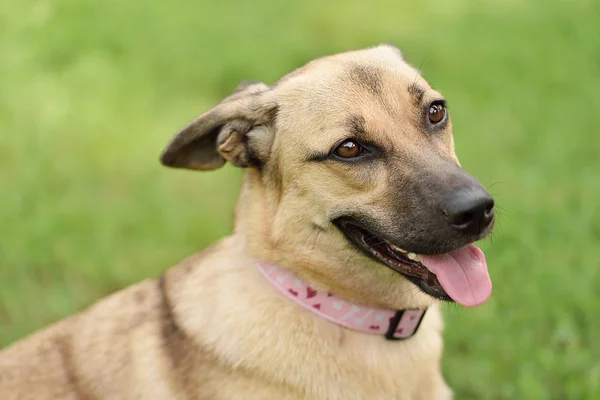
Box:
[160,81,277,171]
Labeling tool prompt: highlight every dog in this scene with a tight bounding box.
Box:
[0,45,495,399]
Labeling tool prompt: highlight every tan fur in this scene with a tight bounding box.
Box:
[0,45,478,399]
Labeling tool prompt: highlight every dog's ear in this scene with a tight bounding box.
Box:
[160,81,277,170]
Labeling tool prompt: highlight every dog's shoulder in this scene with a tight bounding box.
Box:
[0,315,78,399]
[0,278,164,398]
[0,239,236,399]
[60,241,235,398]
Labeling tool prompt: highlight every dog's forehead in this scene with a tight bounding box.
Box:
[274,46,438,142]
[279,46,429,95]
[280,45,417,83]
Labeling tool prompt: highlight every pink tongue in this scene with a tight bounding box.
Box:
[419,245,492,307]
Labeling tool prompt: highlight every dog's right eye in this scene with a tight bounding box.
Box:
[334,139,364,159]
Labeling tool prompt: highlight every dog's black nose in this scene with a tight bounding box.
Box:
[443,188,495,235]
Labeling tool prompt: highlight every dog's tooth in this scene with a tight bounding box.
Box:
[388,242,408,254]
[407,252,418,261]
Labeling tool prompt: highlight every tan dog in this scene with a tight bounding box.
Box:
[0,45,495,400]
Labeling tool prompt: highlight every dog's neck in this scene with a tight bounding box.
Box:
[256,261,427,340]
[234,170,428,338]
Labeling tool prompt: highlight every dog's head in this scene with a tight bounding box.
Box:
[161,45,494,309]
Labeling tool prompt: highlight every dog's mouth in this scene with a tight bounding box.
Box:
[334,220,492,307]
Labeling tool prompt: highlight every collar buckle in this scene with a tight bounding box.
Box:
[384,309,427,340]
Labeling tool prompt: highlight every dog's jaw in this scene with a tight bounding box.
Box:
[333,218,492,307]
[334,219,451,301]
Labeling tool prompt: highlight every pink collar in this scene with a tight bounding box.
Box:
[257,262,427,340]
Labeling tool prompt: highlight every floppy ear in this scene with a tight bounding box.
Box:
[160,81,277,170]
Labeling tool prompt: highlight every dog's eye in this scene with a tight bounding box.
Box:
[428,101,447,124]
[334,140,364,159]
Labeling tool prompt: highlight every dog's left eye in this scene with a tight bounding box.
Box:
[428,101,447,125]
[334,140,365,159]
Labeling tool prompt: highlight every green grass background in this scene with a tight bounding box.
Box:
[1,0,599,398]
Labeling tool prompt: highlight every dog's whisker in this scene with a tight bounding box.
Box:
[486,181,507,190]
[307,230,321,269]
[407,286,424,305]
[343,247,359,270]
[413,56,428,87]
[292,227,319,260]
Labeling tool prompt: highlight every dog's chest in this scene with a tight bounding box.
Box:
[213,353,452,400]
[205,318,451,400]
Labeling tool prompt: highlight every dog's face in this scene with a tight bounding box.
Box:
[161,45,494,309]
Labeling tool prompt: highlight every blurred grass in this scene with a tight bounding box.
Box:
[1,0,599,398]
